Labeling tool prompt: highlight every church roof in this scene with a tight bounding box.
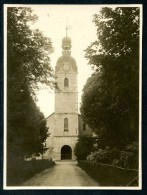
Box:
[56,55,77,72]
[46,112,55,119]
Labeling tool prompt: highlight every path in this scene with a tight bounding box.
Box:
[22,161,99,187]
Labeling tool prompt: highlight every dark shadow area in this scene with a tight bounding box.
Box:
[61,145,72,160]
[78,160,138,186]
[7,159,55,186]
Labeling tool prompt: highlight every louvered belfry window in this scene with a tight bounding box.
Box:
[64,78,69,87]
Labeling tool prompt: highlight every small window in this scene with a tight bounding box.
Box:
[64,78,69,87]
[64,118,68,131]
[83,123,86,131]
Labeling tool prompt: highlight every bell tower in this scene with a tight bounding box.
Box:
[53,34,78,160]
[44,30,93,160]
[55,36,78,114]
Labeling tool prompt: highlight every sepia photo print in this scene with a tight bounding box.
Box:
[4,4,142,190]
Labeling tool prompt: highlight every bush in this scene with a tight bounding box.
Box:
[74,136,95,160]
[113,142,138,169]
[87,146,120,164]
[87,142,138,170]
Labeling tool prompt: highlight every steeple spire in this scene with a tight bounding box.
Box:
[65,17,71,37]
[66,25,71,37]
[65,17,68,37]
[62,23,72,56]
[66,25,68,37]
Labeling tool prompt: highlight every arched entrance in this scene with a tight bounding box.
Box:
[61,145,72,160]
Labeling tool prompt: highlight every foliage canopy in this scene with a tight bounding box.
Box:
[7,7,54,159]
[81,7,140,148]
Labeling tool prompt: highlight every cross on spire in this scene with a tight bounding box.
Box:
[65,17,71,37]
[66,25,68,37]
[65,25,71,37]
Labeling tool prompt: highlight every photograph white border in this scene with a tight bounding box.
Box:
[3,4,143,190]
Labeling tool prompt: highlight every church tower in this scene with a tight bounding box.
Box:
[45,32,92,160]
[52,35,78,160]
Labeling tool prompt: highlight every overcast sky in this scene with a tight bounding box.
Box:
[27,5,100,117]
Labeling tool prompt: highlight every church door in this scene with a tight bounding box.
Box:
[61,145,72,160]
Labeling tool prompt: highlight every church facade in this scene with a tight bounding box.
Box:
[44,36,92,160]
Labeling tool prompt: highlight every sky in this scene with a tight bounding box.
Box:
[29,5,101,117]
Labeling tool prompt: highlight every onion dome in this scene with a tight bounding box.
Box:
[56,55,77,73]
[62,36,71,47]
[55,35,77,73]
[62,37,72,51]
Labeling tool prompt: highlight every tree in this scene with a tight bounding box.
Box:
[74,136,95,160]
[7,7,54,95]
[81,7,139,148]
[7,7,54,159]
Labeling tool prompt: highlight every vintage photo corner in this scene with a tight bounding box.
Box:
[3,4,142,190]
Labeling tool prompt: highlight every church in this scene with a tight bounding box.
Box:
[44,35,92,160]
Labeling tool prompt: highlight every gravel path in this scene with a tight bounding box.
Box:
[22,161,99,187]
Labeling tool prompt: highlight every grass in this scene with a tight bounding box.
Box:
[7,159,55,186]
[78,160,138,186]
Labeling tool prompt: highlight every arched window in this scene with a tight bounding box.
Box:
[64,118,68,131]
[64,78,69,87]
